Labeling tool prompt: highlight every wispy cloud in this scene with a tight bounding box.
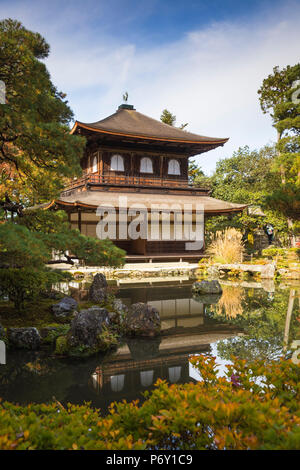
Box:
[1,0,300,172]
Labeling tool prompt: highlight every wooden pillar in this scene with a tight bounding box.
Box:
[99,151,103,183]
[78,209,82,232]
[130,153,134,178]
[160,155,163,185]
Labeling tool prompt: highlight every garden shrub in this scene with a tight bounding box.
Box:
[262,247,286,258]
[0,356,299,450]
[42,325,70,345]
[207,228,244,264]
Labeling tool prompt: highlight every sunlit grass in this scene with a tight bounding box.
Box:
[208,228,245,264]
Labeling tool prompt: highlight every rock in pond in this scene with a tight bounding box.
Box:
[8,327,41,350]
[89,273,108,302]
[192,280,223,295]
[67,306,110,349]
[124,303,161,337]
[108,299,128,325]
[52,296,78,319]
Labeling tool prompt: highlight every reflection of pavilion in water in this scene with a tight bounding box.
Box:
[91,282,237,403]
[90,330,237,403]
[117,283,210,329]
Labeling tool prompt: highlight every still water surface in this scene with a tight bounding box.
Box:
[0,278,299,410]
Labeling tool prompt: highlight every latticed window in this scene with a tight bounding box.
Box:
[140,157,153,173]
[110,154,124,171]
[168,159,180,175]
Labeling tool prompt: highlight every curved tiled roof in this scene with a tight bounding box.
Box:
[71,106,228,146]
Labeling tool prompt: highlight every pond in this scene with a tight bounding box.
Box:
[0,277,299,412]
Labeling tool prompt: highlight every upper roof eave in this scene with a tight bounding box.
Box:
[70,120,229,147]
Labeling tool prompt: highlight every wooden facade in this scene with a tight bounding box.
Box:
[55,104,246,260]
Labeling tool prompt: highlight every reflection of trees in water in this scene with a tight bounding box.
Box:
[209,287,300,362]
[0,351,75,404]
[217,336,284,362]
[216,286,245,319]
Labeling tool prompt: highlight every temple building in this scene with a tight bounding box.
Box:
[48,103,246,261]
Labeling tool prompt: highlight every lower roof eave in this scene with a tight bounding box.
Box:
[52,199,247,215]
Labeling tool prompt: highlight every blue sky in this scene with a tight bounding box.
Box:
[1,0,300,173]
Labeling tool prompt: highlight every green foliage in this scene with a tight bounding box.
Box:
[211,145,279,204]
[0,267,71,311]
[42,325,70,344]
[188,159,205,184]
[258,64,300,221]
[98,325,119,349]
[160,109,176,126]
[188,160,212,187]
[0,19,85,204]
[0,299,64,328]
[19,210,126,267]
[0,222,50,268]
[262,247,286,257]
[0,356,299,450]
[0,218,125,312]
[193,144,290,243]
[160,109,188,129]
[54,335,68,355]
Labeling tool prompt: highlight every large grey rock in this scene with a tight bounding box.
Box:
[52,296,78,319]
[89,273,108,302]
[68,307,110,348]
[192,280,223,295]
[8,327,41,350]
[124,303,161,337]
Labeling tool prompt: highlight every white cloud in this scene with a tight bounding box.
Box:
[1,0,300,172]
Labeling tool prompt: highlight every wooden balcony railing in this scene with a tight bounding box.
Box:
[62,173,195,193]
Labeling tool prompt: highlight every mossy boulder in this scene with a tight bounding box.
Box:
[89,273,108,303]
[55,306,117,357]
[7,327,41,350]
[68,307,110,347]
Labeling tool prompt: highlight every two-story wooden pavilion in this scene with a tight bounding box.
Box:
[48,104,246,261]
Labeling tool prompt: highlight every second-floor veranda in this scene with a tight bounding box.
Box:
[60,172,210,196]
